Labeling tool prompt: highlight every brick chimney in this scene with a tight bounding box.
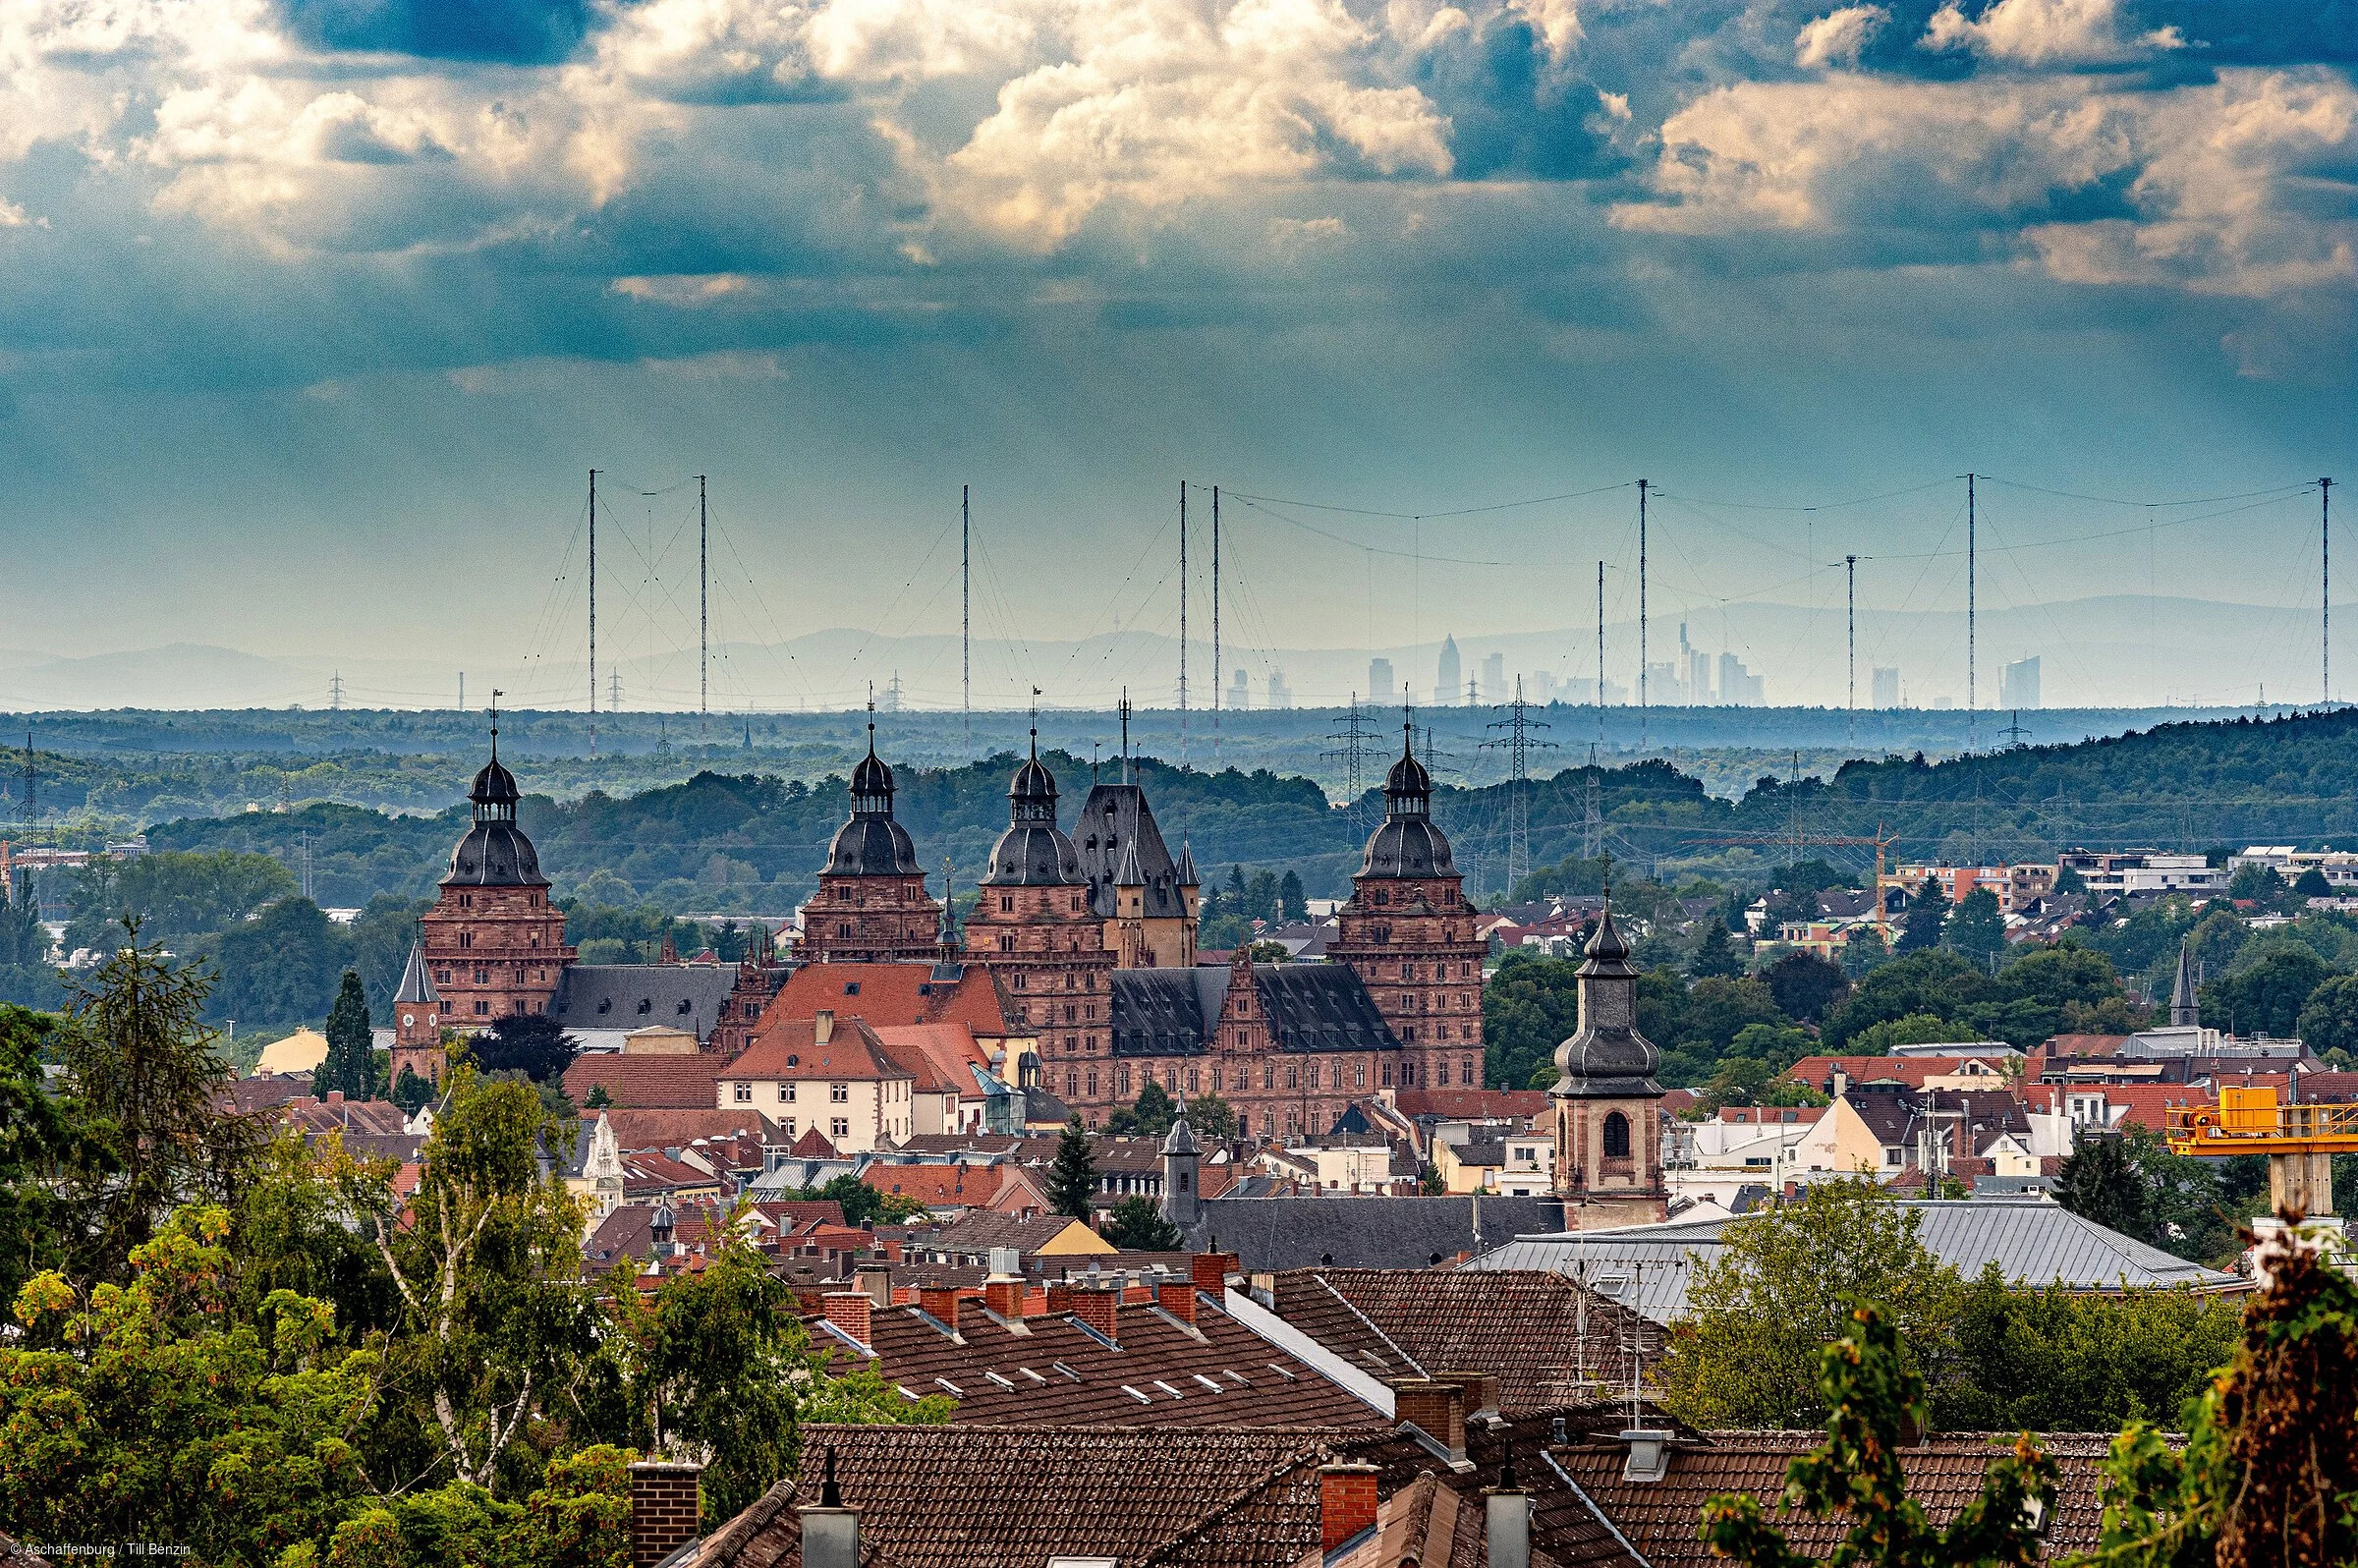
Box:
[821,1290,872,1347]
[1068,1284,1119,1344]
[919,1283,963,1334]
[1191,1251,1238,1295]
[1044,1279,1076,1316]
[1439,1371,1500,1420]
[983,1250,1026,1319]
[629,1460,702,1568]
[1319,1462,1380,1550]
[1393,1379,1470,1464]
[1155,1279,1198,1324]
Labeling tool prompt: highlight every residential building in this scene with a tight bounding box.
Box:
[2229,846,2358,888]
[720,1011,917,1152]
[2056,849,2225,898]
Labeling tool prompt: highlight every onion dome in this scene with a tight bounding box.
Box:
[443,726,548,888]
[1550,905,1661,1098]
[1359,721,1455,878]
[982,733,1084,886]
[825,719,922,875]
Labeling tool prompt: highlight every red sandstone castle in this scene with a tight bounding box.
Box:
[390,710,1489,1142]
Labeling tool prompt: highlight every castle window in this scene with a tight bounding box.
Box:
[1001,895,1014,913]
[1066,1069,1079,1097]
[459,930,472,949]
[1263,1064,1274,1090]
[1233,1067,1248,1092]
[1002,934,1017,953]
[1117,1064,1130,1095]
[1461,1057,1474,1083]
[1285,1064,1298,1089]
[1189,1068,1200,1092]
[474,1001,489,1016]
[1087,1069,1097,1096]
[1437,1061,1450,1087]
[1381,1061,1393,1088]
[1354,1062,1366,1089]
[475,969,489,984]
[779,1084,792,1102]
[1603,1111,1631,1158]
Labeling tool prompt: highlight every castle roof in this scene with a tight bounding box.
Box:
[1076,781,1187,918]
[983,742,1083,887]
[1358,720,1455,879]
[441,735,547,888]
[1106,965,1402,1057]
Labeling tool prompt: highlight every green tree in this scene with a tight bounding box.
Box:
[2226,861,2291,910]
[2296,973,2358,1059]
[1938,1266,2240,1433]
[1278,869,1308,922]
[2092,1228,2358,1567]
[2204,944,2330,1039]
[795,1173,929,1228]
[2052,864,2088,896]
[66,849,300,952]
[475,1013,582,1084]
[1047,1116,1097,1219]
[318,970,375,1101]
[1764,951,1848,1024]
[0,1003,86,1303]
[59,921,263,1283]
[1656,1179,1960,1429]
[1131,1081,1177,1137]
[2053,1134,2155,1245]
[1945,886,2006,969]
[1183,1092,1237,1139]
[1849,1012,1973,1054]
[1700,1302,2055,1568]
[2293,867,2334,900]
[583,1082,614,1110]
[1101,1195,1183,1251]
[1895,876,1949,954]
[1690,923,1744,978]
[204,896,353,1027]
[1823,949,1985,1049]
[391,1064,435,1115]
[1483,951,1581,1091]
[1841,925,1891,980]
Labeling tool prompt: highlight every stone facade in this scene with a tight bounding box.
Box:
[419,738,575,1030]
[800,725,945,965]
[1328,728,1487,1093]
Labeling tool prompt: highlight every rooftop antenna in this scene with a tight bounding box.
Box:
[1118,690,1133,785]
[699,474,708,739]
[589,469,598,760]
[1030,688,1040,758]
[962,484,971,751]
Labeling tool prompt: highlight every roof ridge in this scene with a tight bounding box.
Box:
[1311,1270,1429,1378]
[1136,1434,1355,1567]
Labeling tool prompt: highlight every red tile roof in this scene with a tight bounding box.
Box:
[872,1023,985,1095]
[1391,1088,1548,1121]
[561,1054,723,1109]
[586,1107,785,1149]
[759,961,1010,1038]
[733,1016,913,1083]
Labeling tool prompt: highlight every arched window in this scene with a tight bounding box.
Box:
[1602,1111,1632,1158]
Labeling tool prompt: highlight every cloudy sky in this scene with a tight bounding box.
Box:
[0,0,2351,711]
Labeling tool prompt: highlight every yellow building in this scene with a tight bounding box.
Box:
[254,1027,330,1079]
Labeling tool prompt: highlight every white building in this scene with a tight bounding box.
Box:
[717,1009,915,1152]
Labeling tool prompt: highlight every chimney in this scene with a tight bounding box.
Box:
[919,1283,963,1334]
[326,1090,345,1107]
[1191,1251,1238,1295]
[1487,1440,1530,1568]
[1393,1379,1470,1464]
[1319,1462,1381,1551]
[815,1010,834,1044]
[1831,1066,1849,1098]
[856,1263,891,1305]
[1440,1371,1500,1420]
[821,1290,872,1347]
[1068,1283,1119,1344]
[629,1460,702,1568]
[799,1447,861,1568]
[1156,1279,1198,1324]
[1618,1426,1672,1483]
[982,1248,1026,1319]
[1044,1279,1076,1316]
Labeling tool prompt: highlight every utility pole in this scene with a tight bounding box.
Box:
[1322,694,1379,836]
[329,672,343,710]
[1211,484,1220,763]
[2324,476,2334,707]
[699,474,708,739]
[961,484,971,751]
[1845,554,1857,747]
[1963,472,1976,754]
[1483,677,1554,892]
[589,469,598,760]
[1637,478,1650,749]
[1178,480,1189,763]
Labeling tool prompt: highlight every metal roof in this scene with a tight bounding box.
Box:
[1464,1199,2243,1322]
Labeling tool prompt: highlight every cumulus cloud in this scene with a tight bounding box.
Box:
[1920,0,2184,68]
[1795,6,1886,70]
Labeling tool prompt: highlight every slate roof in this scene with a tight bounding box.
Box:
[561,1053,723,1110]
[1183,1195,1566,1270]
[818,1292,1385,1428]
[1266,1267,1662,1413]
[1548,1429,2119,1565]
[1105,964,1403,1058]
[549,964,742,1044]
[1469,1200,2245,1321]
[1075,782,1190,921]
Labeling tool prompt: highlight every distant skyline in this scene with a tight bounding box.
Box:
[0,0,2348,688]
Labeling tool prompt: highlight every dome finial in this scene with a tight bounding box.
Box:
[867,683,876,758]
[1030,687,1041,759]
[489,688,502,762]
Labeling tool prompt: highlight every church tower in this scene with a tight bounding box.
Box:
[419,717,575,1030]
[1549,904,1667,1228]
[802,705,943,964]
[389,934,443,1088]
[1329,719,1487,1092]
[965,726,1115,1106]
[2169,940,2199,1029]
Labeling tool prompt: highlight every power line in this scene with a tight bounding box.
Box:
[1482,676,1555,892]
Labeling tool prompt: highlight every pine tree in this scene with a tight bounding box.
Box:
[1691,923,1744,979]
[1895,876,1949,953]
[1047,1115,1098,1219]
[318,970,373,1100]
[391,1064,434,1114]
[1278,869,1308,923]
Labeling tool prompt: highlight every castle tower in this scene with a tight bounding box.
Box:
[1548,904,1667,1227]
[1329,719,1487,1092]
[419,718,575,1031]
[965,727,1115,1108]
[1072,751,1200,969]
[389,934,443,1088]
[1112,837,1148,969]
[802,706,943,964]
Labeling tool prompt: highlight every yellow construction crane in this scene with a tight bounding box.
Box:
[2165,1086,2358,1215]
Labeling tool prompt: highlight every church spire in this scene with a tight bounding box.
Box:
[2170,940,2199,1029]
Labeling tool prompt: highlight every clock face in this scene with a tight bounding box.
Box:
[401,1013,414,1028]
